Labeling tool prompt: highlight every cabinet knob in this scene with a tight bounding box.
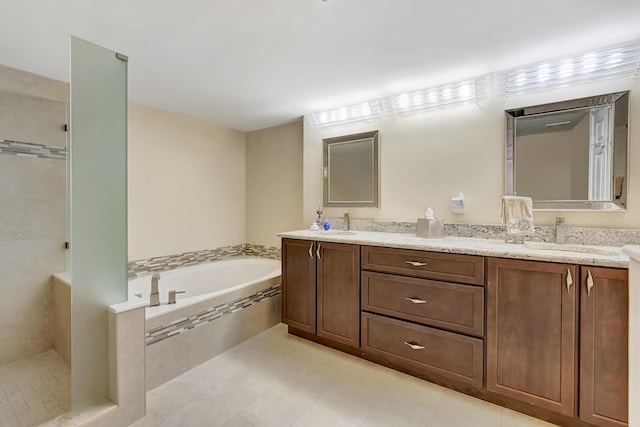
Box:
[404,341,426,350]
[586,269,594,296]
[405,297,428,304]
[405,261,427,267]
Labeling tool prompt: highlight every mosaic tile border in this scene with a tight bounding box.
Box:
[329,218,640,246]
[128,244,281,278]
[0,139,67,160]
[245,244,281,259]
[145,283,281,346]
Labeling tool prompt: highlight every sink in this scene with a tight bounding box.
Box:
[523,242,620,256]
[318,230,357,236]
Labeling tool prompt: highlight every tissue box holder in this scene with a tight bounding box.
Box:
[416,218,444,238]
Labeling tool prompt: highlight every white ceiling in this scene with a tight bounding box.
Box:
[1,0,639,132]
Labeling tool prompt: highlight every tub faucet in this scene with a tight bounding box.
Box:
[343,212,350,231]
[555,217,567,244]
[150,273,160,307]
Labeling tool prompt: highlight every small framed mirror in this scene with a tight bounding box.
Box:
[505,91,629,210]
[323,130,379,207]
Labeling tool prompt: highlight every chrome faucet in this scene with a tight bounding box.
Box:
[555,217,567,244]
[149,273,161,307]
[343,212,350,231]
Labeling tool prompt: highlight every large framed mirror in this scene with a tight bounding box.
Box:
[505,91,629,210]
[323,130,379,207]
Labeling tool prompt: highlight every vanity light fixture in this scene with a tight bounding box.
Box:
[496,39,640,98]
[382,76,488,117]
[308,99,382,129]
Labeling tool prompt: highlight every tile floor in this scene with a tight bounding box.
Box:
[131,323,557,427]
[0,350,70,427]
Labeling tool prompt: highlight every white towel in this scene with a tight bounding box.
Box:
[501,196,534,235]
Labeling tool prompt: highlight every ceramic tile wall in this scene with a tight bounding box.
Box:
[128,244,281,278]
[0,86,67,366]
[329,218,640,246]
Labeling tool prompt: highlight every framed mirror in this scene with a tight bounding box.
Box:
[323,130,379,207]
[505,91,629,210]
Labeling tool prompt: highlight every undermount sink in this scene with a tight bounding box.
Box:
[319,230,357,236]
[523,242,620,256]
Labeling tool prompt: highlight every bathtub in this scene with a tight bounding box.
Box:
[132,256,282,390]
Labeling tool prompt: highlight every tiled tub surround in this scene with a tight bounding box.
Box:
[127,243,280,278]
[329,218,640,247]
[141,257,282,390]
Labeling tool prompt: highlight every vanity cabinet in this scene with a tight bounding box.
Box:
[360,246,485,388]
[486,258,577,417]
[281,239,317,334]
[579,266,628,426]
[281,238,360,348]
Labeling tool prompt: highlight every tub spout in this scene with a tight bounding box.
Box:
[150,273,161,307]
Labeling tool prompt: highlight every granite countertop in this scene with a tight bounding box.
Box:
[279,230,629,268]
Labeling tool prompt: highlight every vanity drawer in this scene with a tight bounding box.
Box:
[362,272,484,337]
[361,246,485,285]
[361,312,484,388]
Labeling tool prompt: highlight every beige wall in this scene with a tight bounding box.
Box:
[0,65,68,365]
[128,104,246,260]
[304,76,640,229]
[246,120,303,248]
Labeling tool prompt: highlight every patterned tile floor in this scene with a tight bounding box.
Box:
[132,323,558,427]
[0,351,70,427]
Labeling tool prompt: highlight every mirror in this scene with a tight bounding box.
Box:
[505,92,629,210]
[323,130,379,207]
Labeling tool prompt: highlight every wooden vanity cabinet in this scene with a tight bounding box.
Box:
[360,246,485,388]
[486,258,578,417]
[579,266,628,426]
[282,239,317,334]
[281,238,360,348]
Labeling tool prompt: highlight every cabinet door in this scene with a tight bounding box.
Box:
[317,242,360,347]
[282,239,316,334]
[487,258,577,417]
[580,266,628,426]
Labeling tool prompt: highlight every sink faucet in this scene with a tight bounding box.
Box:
[555,217,567,244]
[150,273,160,306]
[343,212,350,231]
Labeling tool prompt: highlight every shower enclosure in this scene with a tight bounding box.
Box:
[0,36,129,426]
[0,65,70,426]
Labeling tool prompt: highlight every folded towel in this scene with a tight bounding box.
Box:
[501,196,534,235]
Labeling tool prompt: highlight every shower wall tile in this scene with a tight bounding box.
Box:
[0,312,54,366]
[0,239,66,283]
[0,88,67,149]
[0,198,66,241]
[0,156,66,200]
[0,73,68,366]
[0,277,52,330]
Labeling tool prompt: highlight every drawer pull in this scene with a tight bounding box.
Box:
[566,268,573,294]
[405,297,427,304]
[405,261,427,267]
[404,341,426,350]
[308,243,313,259]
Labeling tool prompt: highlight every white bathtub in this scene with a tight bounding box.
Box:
[128,257,281,319]
[134,256,282,390]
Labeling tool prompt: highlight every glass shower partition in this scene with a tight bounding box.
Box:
[70,36,128,414]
